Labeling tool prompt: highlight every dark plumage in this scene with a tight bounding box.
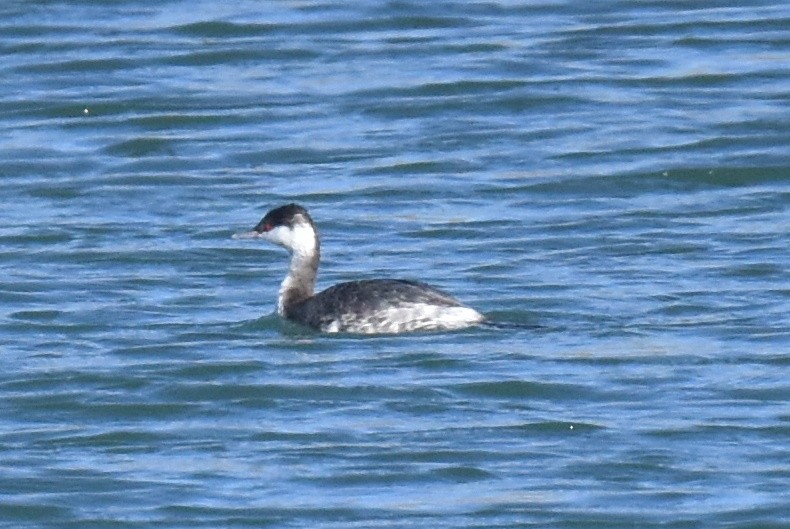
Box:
[286,279,465,329]
[254,203,311,233]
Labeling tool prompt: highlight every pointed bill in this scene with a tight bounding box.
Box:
[232,230,261,240]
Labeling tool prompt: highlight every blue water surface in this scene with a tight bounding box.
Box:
[1,1,788,528]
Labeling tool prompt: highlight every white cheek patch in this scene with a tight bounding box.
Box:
[261,223,317,258]
[262,225,293,248]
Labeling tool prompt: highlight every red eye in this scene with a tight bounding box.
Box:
[254,221,273,233]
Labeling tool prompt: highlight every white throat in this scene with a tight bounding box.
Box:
[262,224,314,254]
[263,223,319,316]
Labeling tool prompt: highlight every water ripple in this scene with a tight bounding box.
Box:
[1,1,788,528]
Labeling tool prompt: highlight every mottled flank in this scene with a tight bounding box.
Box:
[287,279,485,333]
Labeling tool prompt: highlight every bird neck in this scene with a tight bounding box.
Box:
[277,237,319,316]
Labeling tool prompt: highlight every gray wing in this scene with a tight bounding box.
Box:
[288,279,466,328]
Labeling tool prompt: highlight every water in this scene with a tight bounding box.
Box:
[1,1,789,527]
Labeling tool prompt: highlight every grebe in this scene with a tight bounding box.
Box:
[233,203,485,334]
